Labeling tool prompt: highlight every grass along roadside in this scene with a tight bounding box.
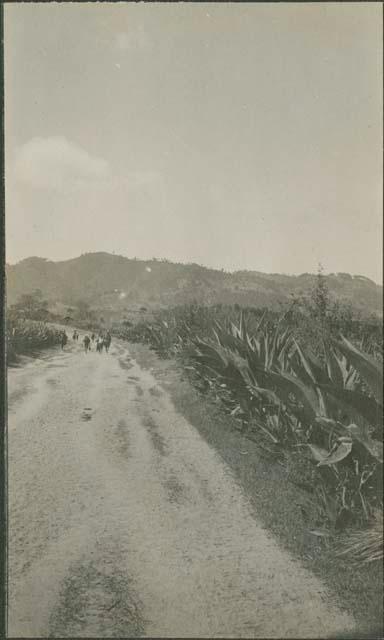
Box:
[128,341,383,633]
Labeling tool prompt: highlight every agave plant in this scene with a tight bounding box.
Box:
[118,304,383,549]
[289,336,383,465]
[7,318,63,361]
[270,335,383,524]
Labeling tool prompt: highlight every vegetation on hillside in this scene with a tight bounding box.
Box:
[6,253,382,316]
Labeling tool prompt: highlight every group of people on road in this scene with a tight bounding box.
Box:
[60,329,112,354]
[83,331,112,354]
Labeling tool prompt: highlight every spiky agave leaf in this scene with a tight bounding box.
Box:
[344,423,383,463]
[324,342,344,388]
[333,335,383,405]
[276,327,294,371]
[266,369,320,423]
[315,416,349,438]
[254,309,267,334]
[308,443,330,463]
[248,384,280,406]
[318,384,382,430]
[316,440,353,466]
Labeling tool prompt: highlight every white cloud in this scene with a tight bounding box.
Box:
[14,136,110,190]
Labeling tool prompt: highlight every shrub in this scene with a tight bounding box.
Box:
[7,319,63,363]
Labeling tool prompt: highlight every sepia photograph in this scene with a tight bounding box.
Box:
[3,2,383,638]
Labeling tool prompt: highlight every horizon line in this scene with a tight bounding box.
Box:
[5,251,382,286]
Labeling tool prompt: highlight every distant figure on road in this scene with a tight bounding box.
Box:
[96,337,104,354]
[60,331,68,350]
[104,332,111,353]
[83,335,91,353]
[91,333,95,342]
[72,330,79,341]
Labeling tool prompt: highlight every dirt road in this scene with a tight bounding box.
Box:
[8,337,355,638]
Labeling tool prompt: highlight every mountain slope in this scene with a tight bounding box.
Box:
[6,253,383,316]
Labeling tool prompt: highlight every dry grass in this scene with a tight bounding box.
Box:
[335,512,383,564]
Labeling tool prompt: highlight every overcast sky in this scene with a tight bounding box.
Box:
[5,2,383,282]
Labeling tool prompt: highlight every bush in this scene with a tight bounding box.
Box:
[7,319,63,363]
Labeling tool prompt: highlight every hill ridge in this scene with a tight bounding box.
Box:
[6,252,383,316]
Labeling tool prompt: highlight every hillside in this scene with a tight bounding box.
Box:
[6,252,383,317]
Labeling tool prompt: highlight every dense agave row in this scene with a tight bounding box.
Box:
[117,307,383,561]
[7,319,63,362]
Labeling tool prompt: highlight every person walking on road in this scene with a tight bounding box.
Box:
[104,331,112,353]
[83,335,91,353]
[60,331,68,350]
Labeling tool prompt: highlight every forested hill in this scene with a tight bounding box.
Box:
[6,252,383,316]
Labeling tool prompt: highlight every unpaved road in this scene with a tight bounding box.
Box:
[8,337,355,638]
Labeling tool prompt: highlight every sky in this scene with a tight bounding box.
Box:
[4,2,383,282]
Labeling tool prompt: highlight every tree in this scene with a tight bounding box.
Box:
[76,300,91,320]
[10,289,50,320]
